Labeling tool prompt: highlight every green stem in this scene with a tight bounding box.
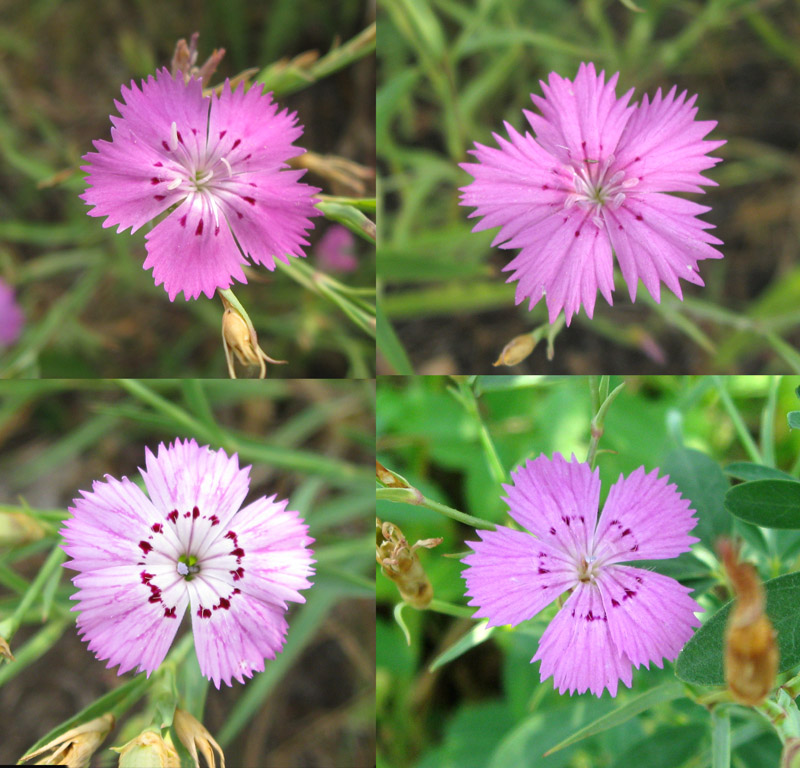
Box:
[586,379,625,470]
[376,487,495,531]
[0,543,65,641]
[714,376,763,464]
[711,707,731,768]
[426,599,476,619]
[315,195,376,213]
[453,379,506,486]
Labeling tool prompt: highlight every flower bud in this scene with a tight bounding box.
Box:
[173,709,225,768]
[493,333,536,367]
[221,303,285,379]
[20,713,114,768]
[719,539,778,706]
[114,730,179,768]
[0,634,14,662]
[376,518,441,609]
[0,509,46,546]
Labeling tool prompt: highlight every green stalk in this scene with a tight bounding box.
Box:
[426,599,476,619]
[452,379,506,486]
[711,707,731,768]
[713,376,763,464]
[376,487,495,531]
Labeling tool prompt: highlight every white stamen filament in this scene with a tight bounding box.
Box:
[169,121,179,152]
[167,177,182,191]
[220,156,233,176]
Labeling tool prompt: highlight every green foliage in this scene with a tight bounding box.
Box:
[676,572,800,686]
[377,375,800,768]
[726,479,800,529]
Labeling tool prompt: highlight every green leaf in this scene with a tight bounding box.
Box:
[543,682,685,756]
[676,571,800,685]
[725,479,800,529]
[610,724,706,768]
[376,297,414,374]
[789,411,800,430]
[661,449,731,547]
[725,462,795,481]
[429,621,495,672]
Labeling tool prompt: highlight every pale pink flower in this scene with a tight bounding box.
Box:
[61,439,314,688]
[0,279,23,347]
[462,453,702,697]
[460,62,725,324]
[316,225,357,272]
[81,68,320,300]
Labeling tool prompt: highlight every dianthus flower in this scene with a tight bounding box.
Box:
[462,453,702,697]
[61,439,314,687]
[459,62,725,324]
[0,279,23,347]
[81,68,320,300]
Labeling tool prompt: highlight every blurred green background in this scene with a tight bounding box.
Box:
[377,0,800,374]
[0,378,374,766]
[377,375,800,767]
[0,0,375,378]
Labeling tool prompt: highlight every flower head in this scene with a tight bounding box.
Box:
[0,279,24,347]
[316,224,357,272]
[462,453,702,697]
[61,439,314,688]
[459,62,725,324]
[81,69,320,301]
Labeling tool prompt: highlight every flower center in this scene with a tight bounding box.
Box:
[564,155,639,226]
[577,555,598,583]
[177,553,201,579]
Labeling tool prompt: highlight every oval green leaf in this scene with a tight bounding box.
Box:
[725,479,800,529]
[676,571,800,685]
[725,462,795,482]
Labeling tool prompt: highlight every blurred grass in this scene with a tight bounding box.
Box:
[377,0,800,374]
[0,0,375,378]
[0,378,375,767]
[376,374,800,768]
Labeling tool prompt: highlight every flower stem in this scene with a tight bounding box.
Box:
[376,487,496,531]
[426,599,476,619]
[713,376,763,464]
[711,707,731,768]
[450,378,507,486]
[586,378,625,470]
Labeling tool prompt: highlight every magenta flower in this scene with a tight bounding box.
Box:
[316,224,357,273]
[462,453,702,697]
[0,279,23,347]
[61,439,314,687]
[459,62,725,324]
[81,68,320,300]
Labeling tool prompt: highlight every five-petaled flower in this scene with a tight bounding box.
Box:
[61,439,314,688]
[462,453,702,697]
[81,68,320,301]
[459,62,725,325]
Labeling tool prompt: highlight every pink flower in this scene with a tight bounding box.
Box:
[81,69,320,300]
[0,279,23,347]
[61,439,314,688]
[316,224,357,272]
[459,62,725,325]
[462,453,702,697]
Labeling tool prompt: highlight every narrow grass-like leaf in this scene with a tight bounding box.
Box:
[429,621,495,672]
[543,682,685,756]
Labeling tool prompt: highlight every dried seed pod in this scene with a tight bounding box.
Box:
[376,518,441,609]
[719,538,778,706]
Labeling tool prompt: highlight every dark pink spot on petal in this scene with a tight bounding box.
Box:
[231,547,245,559]
[215,225,220,236]
[635,215,643,222]
[192,506,200,519]
[195,219,204,236]
[154,161,163,167]
[151,177,160,185]
[176,131,184,144]
[219,130,227,139]
[191,128,197,135]
[574,231,580,237]
[218,597,230,610]
[549,527,556,535]
[154,195,166,201]
[209,515,219,526]
[242,196,255,206]
[233,588,241,595]
[232,138,241,150]
[622,528,632,537]
[140,572,154,584]
[538,567,550,574]
[179,215,187,228]
[236,211,243,219]
[623,588,636,600]
[151,523,163,533]
[139,541,153,554]
[164,607,176,618]
[242,154,251,161]
[162,140,170,151]
[611,598,620,607]
[168,510,179,522]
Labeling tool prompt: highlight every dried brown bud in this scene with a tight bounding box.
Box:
[220,300,285,379]
[0,634,14,662]
[173,709,225,768]
[376,461,412,489]
[0,509,46,546]
[376,518,441,609]
[20,713,114,768]
[493,333,536,367]
[114,730,179,768]
[171,33,225,87]
[719,539,778,706]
